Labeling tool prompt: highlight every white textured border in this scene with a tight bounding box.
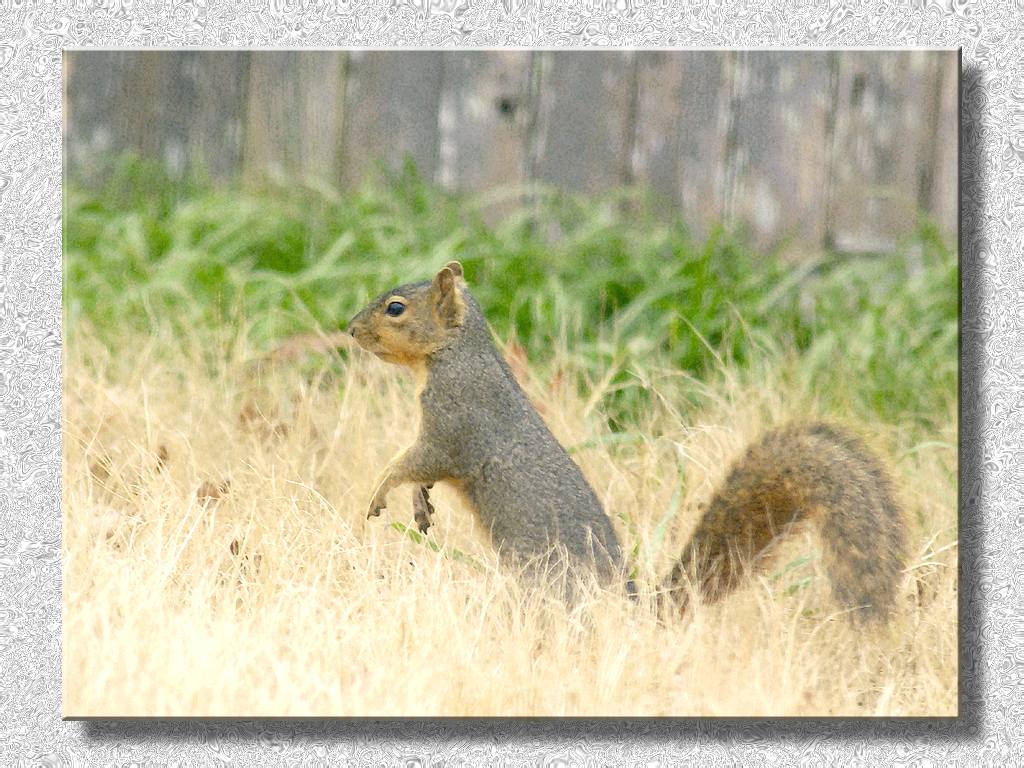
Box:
[4,1,1017,763]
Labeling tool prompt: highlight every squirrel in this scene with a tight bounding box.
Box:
[347,261,625,589]
[347,262,907,619]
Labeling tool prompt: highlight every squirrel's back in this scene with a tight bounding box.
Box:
[425,295,624,583]
[664,422,907,620]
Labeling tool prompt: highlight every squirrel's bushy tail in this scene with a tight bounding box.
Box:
[663,423,907,620]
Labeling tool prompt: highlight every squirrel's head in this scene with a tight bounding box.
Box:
[347,261,468,369]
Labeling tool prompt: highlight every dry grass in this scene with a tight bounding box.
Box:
[62,326,958,718]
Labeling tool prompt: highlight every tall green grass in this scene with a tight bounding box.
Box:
[63,154,957,434]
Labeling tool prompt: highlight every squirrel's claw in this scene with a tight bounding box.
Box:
[366,474,394,520]
[413,485,435,534]
[366,492,388,519]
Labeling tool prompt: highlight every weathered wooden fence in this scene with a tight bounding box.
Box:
[64,49,958,257]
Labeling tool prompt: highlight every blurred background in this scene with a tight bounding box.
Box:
[64,50,957,260]
[61,50,959,432]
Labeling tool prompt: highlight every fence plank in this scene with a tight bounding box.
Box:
[926,51,959,236]
[633,50,730,240]
[532,51,635,195]
[185,51,249,184]
[727,50,834,258]
[242,52,347,190]
[339,51,445,189]
[436,51,532,197]
[827,50,954,254]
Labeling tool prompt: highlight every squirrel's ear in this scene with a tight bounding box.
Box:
[432,265,466,328]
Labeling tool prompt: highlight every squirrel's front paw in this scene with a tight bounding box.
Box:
[366,489,389,519]
[412,484,435,534]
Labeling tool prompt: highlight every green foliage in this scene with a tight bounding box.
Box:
[64,155,958,434]
[390,522,486,573]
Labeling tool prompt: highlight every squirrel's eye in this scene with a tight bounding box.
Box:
[384,301,406,317]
